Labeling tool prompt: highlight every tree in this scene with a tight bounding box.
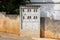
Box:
[0,0,28,14]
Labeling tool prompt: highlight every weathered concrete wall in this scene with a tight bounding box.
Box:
[0,13,20,35]
[1,13,60,38]
[45,17,60,38]
[5,16,20,35]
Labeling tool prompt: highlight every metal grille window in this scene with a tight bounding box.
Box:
[36,16,37,19]
[30,16,31,19]
[28,9,31,12]
[22,9,24,12]
[36,9,37,12]
[23,16,25,19]
[27,16,29,19]
[33,16,35,19]
[30,9,31,12]
[34,9,37,12]
[34,9,35,12]
[27,16,31,19]
[28,9,29,12]
[33,16,37,19]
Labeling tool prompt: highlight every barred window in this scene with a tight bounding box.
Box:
[27,16,30,19]
[33,16,37,19]
[27,16,31,19]
[36,16,37,19]
[23,16,25,19]
[34,9,37,12]
[30,16,31,19]
[33,16,35,19]
[22,9,24,12]
[28,9,29,12]
[28,9,31,12]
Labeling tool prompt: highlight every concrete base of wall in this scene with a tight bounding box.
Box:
[20,30,40,38]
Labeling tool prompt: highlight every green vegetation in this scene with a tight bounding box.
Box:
[0,0,29,14]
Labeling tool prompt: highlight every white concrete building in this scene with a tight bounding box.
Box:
[20,5,40,31]
[31,0,60,20]
[20,0,60,37]
[20,5,40,37]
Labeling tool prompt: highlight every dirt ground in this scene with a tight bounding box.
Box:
[0,36,57,40]
[0,32,58,40]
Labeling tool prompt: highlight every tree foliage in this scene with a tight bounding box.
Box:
[0,0,26,14]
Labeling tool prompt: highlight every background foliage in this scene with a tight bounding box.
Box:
[0,0,29,14]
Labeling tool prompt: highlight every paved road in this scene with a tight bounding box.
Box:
[33,38,57,40]
[0,36,57,40]
[0,32,57,40]
[0,36,33,40]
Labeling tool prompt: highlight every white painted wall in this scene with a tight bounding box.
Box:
[41,4,60,20]
[30,0,60,20]
[20,6,40,31]
[31,0,60,2]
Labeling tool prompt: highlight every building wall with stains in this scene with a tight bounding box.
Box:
[45,17,60,38]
